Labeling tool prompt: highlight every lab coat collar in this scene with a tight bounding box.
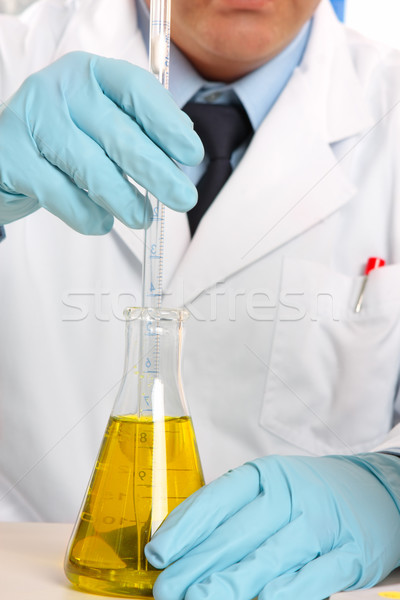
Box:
[300,0,374,143]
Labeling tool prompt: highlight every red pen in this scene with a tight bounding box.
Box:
[355,257,385,313]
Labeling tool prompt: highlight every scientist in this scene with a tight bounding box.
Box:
[1,0,400,599]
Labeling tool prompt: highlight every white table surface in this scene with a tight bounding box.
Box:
[0,522,129,600]
[0,522,399,600]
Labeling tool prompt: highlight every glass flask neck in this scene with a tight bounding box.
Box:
[113,307,190,419]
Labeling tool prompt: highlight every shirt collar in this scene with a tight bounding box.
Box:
[136,0,311,130]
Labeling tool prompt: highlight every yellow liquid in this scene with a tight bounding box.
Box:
[64,415,204,598]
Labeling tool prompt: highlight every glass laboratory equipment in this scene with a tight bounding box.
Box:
[64,307,204,598]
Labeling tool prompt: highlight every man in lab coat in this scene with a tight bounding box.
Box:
[1,0,400,598]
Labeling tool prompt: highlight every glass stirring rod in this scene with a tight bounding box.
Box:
[141,0,171,310]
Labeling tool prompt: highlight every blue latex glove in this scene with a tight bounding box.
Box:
[145,453,400,600]
[0,51,203,234]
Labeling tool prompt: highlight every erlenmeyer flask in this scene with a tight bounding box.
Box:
[64,307,204,597]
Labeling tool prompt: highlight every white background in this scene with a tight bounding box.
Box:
[345,0,400,49]
[0,0,399,50]
[0,0,32,13]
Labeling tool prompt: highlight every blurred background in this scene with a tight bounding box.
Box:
[0,0,32,13]
[0,0,399,49]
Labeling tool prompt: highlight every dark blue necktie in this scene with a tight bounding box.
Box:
[183,102,253,236]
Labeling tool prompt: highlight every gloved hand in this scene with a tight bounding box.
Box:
[0,51,203,234]
[145,453,400,600]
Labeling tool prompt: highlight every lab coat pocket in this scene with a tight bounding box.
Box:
[260,258,400,455]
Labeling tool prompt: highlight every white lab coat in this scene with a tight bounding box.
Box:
[1,0,400,522]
